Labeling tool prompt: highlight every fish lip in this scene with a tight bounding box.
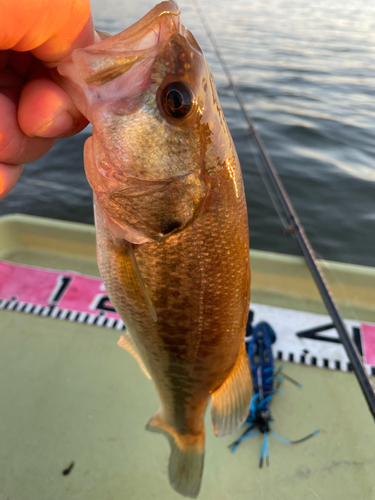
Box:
[92,0,182,53]
[62,1,183,98]
[118,1,181,42]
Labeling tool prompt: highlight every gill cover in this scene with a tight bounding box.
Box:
[57,0,208,244]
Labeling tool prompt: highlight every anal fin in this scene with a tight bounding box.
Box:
[146,411,205,498]
[118,333,151,379]
[210,344,252,437]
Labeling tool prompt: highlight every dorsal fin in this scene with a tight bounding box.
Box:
[127,243,158,322]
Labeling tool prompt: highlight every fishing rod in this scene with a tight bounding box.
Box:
[191,0,375,421]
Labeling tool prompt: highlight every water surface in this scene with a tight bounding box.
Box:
[1,0,375,267]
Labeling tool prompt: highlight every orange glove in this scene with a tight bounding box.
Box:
[0,0,95,199]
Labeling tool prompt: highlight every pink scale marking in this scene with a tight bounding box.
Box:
[361,323,375,366]
[0,261,121,320]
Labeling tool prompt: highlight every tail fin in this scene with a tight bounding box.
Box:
[146,411,205,498]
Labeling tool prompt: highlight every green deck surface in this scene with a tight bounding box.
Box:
[0,214,374,499]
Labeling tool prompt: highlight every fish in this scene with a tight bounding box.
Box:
[56,1,252,496]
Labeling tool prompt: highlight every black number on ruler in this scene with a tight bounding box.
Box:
[95,296,116,313]
[296,324,364,356]
[296,323,340,344]
[352,327,363,355]
[49,276,72,304]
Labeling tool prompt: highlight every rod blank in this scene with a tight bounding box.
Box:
[192,0,375,420]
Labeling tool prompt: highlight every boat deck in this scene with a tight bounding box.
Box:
[0,214,374,500]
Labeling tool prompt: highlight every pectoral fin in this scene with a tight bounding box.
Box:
[210,344,252,437]
[146,411,204,498]
[118,333,151,379]
[127,243,158,322]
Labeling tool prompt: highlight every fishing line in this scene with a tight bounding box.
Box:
[246,133,290,230]
[191,0,375,420]
[190,0,289,231]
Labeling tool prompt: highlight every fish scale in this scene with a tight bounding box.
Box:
[57,1,251,497]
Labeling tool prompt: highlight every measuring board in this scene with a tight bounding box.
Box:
[1,260,374,374]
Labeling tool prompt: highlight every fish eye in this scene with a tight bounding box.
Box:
[160,82,193,119]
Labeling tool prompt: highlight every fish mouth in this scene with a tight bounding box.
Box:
[58,1,203,111]
[114,0,181,46]
[68,1,183,89]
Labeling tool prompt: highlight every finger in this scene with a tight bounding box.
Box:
[0,163,23,200]
[18,78,88,138]
[1,0,94,63]
[0,92,56,164]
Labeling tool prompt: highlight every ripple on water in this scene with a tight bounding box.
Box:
[1,0,374,267]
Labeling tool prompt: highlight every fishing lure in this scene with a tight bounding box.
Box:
[230,311,320,467]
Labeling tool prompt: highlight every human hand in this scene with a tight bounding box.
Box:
[0,0,95,199]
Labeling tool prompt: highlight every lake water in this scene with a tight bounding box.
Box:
[1,0,375,267]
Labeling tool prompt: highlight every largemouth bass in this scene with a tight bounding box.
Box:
[57,1,251,496]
